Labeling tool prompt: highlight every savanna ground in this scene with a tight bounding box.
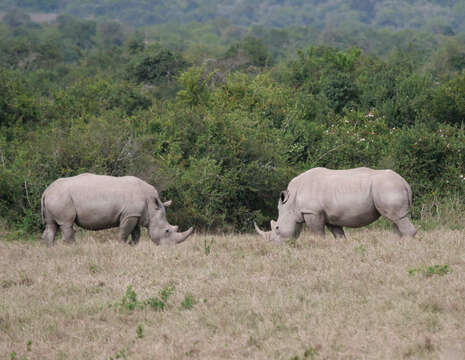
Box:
[1,224,464,360]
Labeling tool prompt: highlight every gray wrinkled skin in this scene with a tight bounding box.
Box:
[41,173,193,247]
[255,167,416,242]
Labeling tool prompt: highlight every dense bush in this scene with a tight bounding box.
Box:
[0,11,464,233]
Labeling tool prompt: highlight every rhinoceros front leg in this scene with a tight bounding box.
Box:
[129,224,141,245]
[119,217,139,244]
[327,224,346,239]
[303,213,326,238]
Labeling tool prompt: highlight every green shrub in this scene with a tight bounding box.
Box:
[392,124,465,209]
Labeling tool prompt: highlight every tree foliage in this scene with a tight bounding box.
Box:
[0,12,464,233]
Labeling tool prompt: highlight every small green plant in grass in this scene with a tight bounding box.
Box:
[144,285,175,311]
[113,284,175,312]
[204,237,214,255]
[120,285,144,311]
[408,264,452,277]
[354,244,367,255]
[26,340,32,352]
[145,296,166,311]
[10,352,16,360]
[109,348,128,360]
[145,284,176,311]
[136,324,143,338]
[159,284,175,303]
[290,344,320,360]
[181,293,196,310]
[89,263,100,274]
[286,237,298,248]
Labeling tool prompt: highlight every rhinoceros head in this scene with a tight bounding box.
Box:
[254,190,302,242]
[148,198,193,245]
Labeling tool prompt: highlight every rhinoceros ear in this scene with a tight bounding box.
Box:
[163,200,172,207]
[280,190,289,204]
[154,197,162,210]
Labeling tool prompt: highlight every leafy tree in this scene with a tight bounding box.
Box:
[98,21,126,48]
[177,66,212,107]
[2,9,31,28]
[127,44,188,84]
[428,74,465,127]
[0,68,41,131]
[224,36,272,68]
[57,15,96,50]
[125,31,145,54]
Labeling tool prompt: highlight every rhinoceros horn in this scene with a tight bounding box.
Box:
[254,222,271,241]
[175,227,194,244]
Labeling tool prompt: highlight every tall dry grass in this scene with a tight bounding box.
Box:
[1,228,464,359]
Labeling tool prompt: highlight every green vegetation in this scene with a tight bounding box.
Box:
[290,344,320,360]
[408,264,453,277]
[204,237,214,255]
[136,324,143,339]
[0,4,464,235]
[112,285,176,312]
[180,293,197,310]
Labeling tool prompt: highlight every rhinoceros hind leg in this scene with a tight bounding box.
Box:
[119,217,139,244]
[393,217,416,237]
[61,224,75,244]
[303,213,326,237]
[129,225,141,245]
[327,224,346,239]
[42,222,58,247]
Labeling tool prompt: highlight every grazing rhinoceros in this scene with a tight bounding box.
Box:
[41,173,193,247]
[254,167,416,241]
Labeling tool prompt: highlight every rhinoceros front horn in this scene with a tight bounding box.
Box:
[254,222,271,241]
[176,227,194,244]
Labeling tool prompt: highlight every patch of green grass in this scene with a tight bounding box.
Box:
[88,263,100,274]
[159,284,175,303]
[408,264,452,277]
[109,348,128,360]
[354,244,367,255]
[136,324,143,338]
[120,285,143,311]
[204,237,214,255]
[112,284,176,312]
[290,344,321,360]
[180,293,196,310]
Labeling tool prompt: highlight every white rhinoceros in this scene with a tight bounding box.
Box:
[255,167,416,241]
[41,173,193,246]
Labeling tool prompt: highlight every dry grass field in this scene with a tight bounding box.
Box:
[1,228,464,360]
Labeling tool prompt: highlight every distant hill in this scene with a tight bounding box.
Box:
[2,0,465,34]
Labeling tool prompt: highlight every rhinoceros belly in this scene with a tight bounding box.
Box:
[74,203,123,230]
[323,193,380,228]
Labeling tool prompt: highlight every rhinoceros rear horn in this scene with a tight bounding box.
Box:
[163,200,172,207]
[176,227,194,244]
[254,222,270,241]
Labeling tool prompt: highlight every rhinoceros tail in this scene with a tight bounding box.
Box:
[41,192,46,224]
[408,185,413,209]
[404,180,413,209]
